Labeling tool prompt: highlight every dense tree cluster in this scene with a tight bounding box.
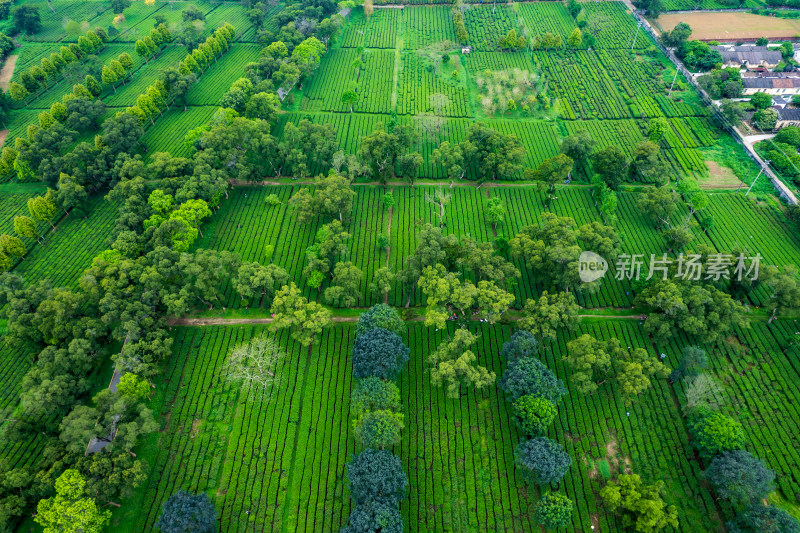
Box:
[564,334,669,399]
[601,474,679,531]
[0,89,293,528]
[398,223,517,314]
[510,212,620,291]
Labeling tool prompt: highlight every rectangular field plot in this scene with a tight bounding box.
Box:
[581,2,650,50]
[400,323,537,532]
[462,5,516,52]
[23,44,145,110]
[14,43,63,70]
[403,6,457,50]
[122,317,780,533]
[197,186,389,308]
[518,3,577,43]
[397,52,470,117]
[0,188,43,235]
[21,0,107,42]
[196,185,799,312]
[184,44,263,106]
[401,320,722,532]
[197,186,321,304]
[535,51,633,120]
[486,118,560,171]
[355,49,396,114]
[13,196,117,288]
[89,2,169,43]
[463,51,535,73]
[301,48,360,112]
[339,8,401,49]
[123,324,356,533]
[200,3,257,42]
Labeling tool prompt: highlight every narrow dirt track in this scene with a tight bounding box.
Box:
[0,55,17,92]
[167,314,644,326]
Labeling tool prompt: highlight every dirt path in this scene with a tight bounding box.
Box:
[0,130,9,150]
[168,313,644,326]
[232,179,597,189]
[0,55,17,92]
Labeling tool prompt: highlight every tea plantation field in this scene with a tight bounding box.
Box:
[0,1,799,533]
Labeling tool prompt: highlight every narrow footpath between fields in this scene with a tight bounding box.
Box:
[169,310,653,326]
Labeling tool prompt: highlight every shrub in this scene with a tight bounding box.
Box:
[533,492,574,529]
[346,449,408,505]
[515,437,571,486]
[351,327,409,380]
[513,395,557,436]
[353,410,403,449]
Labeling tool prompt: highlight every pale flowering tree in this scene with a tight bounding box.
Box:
[223,334,286,390]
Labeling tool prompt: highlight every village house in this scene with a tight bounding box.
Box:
[711,45,783,69]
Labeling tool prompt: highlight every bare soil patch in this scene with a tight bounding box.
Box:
[605,433,633,476]
[658,12,800,40]
[0,130,8,150]
[700,161,745,190]
[0,55,17,91]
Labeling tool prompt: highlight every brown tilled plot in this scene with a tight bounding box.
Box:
[658,12,800,40]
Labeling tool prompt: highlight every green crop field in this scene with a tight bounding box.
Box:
[13,197,117,287]
[0,1,799,533]
[112,319,800,532]
[114,324,357,533]
[196,185,800,313]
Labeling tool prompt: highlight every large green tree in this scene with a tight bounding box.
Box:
[35,469,111,533]
[515,437,571,486]
[428,328,496,398]
[269,282,332,346]
[518,291,579,341]
[600,474,679,532]
[155,491,217,533]
[706,450,775,509]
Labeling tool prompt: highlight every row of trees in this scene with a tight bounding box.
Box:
[134,23,172,64]
[342,306,409,532]
[9,28,108,103]
[673,345,799,531]
[501,332,574,529]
